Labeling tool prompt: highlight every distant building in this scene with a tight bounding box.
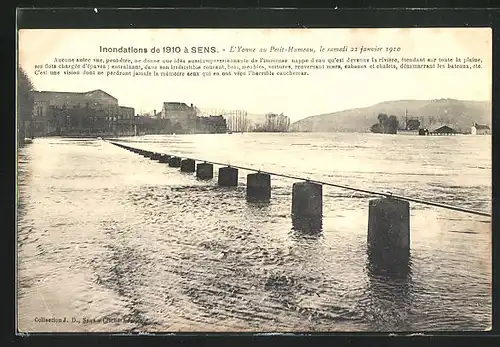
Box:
[430,125,456,135]
[135,115,157,135]
[471,122,490,135]
[115,106,136,135]
[34,89,119,114]
[119,106,135,120]
[31,89,133,136]
[160,102,197,133]
[197,115,228,133]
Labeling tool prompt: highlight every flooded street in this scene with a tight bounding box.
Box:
[17,133,491,332]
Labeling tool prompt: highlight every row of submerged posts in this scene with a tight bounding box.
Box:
[110,140,413,275]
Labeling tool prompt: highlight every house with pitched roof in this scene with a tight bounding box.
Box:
[471,122,491,135]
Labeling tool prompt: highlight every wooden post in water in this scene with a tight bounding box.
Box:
[180,159,196,172]
[168,156,181,167]
[218,166,238,186]
[367,197,410,252]
[367,197,410,276]
[292,181,322,217]
[196,163,214,180]
[291,181,323,232]
[159,154,170,163]
[246,173,271,202]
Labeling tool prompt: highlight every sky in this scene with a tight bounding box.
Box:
[18,28,492,122]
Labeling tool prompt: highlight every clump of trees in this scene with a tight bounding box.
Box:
[227,112,250,132]
[254,113,290,132]
[406,118,420,130]
[370,113,399,134]
[18,67,34,144]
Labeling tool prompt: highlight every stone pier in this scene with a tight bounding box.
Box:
[196,163,214,180]
[180,159,196,172]
[291,181,323,232]
[159,154,170,163]
[367,197,410,252]
[246,172,271,202]
[291,181,323,218]
[168,156,181,167]
[218,167,238,186]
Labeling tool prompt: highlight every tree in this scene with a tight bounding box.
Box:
[385,115,399,134]
[406,119,420,130]
[377,113,388,126]
[370,113,399,134]
[261,112,290,132]
[17,67,34,144]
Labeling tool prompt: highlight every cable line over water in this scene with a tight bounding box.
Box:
[108,141,492,218]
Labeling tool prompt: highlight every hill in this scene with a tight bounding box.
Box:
[289,99,491,133]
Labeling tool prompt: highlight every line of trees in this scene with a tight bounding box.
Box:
[18,67,35,145]
[254,113,290,132]
[226,113,250,132]
[370,113,399,134]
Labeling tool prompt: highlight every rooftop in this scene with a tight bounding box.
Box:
[34,89,118,101]
[163,102,194,111]
[473,123,490,130]
[433,125,456,133]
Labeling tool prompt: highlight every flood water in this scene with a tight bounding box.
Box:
[17,132,491,333]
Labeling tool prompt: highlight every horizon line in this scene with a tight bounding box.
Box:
[29,87,491,122]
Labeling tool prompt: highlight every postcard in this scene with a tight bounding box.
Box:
[17,26,492,333]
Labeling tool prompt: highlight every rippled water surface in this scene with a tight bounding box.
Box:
[17,133,491,332]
